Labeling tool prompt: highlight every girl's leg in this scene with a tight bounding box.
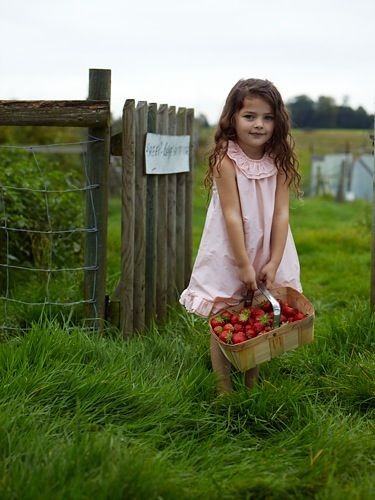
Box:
[210,336,233,394]
[245,365,260,389]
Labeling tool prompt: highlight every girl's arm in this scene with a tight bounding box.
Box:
[259,172,290,287]
[214,156,257,291]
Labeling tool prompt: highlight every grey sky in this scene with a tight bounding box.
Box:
[1,0,374,124]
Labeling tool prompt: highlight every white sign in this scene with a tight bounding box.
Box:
[145,133,190,174]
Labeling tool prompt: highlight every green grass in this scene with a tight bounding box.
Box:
[0,128,374,499]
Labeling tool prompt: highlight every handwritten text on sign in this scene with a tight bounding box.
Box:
[145,133,190,174]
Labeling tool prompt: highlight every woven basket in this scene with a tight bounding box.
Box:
[210,287,315,372]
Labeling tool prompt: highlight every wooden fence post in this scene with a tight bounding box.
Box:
[156,104,169,320]
[145,103,158,325]
[84,68,111,329]
[371,152,375,311]
[175,108,187,294]
[121,99,136,335]
[133,102,148,331]
[167,107,177,304]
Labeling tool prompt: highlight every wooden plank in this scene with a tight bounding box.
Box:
[145,103,158,325]
[133,101,148,331]
[0,100,109,127]
[175,108,187,294]
[167,107,177,304]
[84,68,111,330]
[185,108,194,287]
[156,104,169,321]
[371,164,375,310]
[121,99,136,335]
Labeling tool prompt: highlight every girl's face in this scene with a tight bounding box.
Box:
[234,95,275,159]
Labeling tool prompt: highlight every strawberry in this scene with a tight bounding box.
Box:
[251,307,265,319]
[245,325,257,338]
[210,315,225,329]
[230,313,240,325]
[223,323,234,333]
[238,309,250,325]
[261,301,273,313]
[213,325,223,336]
[291,311,305,322]
[233,323,244,332]
[281,303,296,317]
[232,331,247,344]
[259,313,272,326]
[221,310,232,322]
[219,330,233,344]
[253,321,265,334]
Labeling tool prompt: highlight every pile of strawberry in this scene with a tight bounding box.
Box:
[210,300,306,345]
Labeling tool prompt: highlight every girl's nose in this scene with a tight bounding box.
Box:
[254,118,264,128]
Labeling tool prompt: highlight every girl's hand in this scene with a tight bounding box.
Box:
[258,261,278,289]
[238,263,257,291]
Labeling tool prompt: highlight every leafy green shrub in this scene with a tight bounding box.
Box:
[0,148,85,269]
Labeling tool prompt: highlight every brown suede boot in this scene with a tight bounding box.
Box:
[210,336,233,394]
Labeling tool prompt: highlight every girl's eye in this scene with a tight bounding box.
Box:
[265,115,274,121]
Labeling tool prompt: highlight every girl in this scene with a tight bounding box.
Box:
[180,78,302,393]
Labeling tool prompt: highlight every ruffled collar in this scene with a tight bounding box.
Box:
[227,141,277,179]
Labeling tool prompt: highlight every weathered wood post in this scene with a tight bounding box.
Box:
[133,102,148,331]
[167,107,177,304]
[156,104,169,320]
[175,108,187,293]
[84,68,111,329]
[371,132,375,311]
[120,99,136,335]
[145,103,158,325]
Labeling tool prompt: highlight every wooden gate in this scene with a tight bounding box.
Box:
[109,101,194,335]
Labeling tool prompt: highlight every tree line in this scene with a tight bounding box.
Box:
[287,95,373,129]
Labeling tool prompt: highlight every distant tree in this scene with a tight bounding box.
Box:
[313,96,337,128]
[287,95,373,129]
[287,95,315,128]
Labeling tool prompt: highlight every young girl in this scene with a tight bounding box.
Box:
[180,78,302,393]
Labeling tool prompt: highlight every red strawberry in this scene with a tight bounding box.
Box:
[259,313,272,326]
[223,323,234,332]
[291,311,305,322]
[233,323,244,332]
[210,315,225,328]
[261,301,273,313]
[230,314,240,325]
[232,331,247,344]
[213,325,223,336]
[251,307,265,319]
[253,321,265,334]
[245,325,257,338]
[219,330,233,344]
[281,303,296,317]
[221,310,232,322]
[238,309,250,325]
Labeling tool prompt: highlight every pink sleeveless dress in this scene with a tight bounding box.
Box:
[180,140,302,317]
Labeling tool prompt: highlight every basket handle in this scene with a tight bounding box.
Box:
[244,282,281,328]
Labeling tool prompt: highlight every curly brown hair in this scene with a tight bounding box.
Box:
[205,78,301,194]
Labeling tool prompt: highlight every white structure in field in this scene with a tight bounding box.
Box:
[310,154,374,200]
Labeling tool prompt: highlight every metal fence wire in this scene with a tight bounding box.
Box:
[0,137,103,335]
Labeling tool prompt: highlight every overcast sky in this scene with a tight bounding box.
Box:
[1,0,374,124]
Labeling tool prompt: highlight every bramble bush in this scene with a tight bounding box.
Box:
[0,149,84,270]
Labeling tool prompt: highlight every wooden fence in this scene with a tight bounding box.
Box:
[0,68,111,329]
[109,101,194,335]
[0,68,195,334]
